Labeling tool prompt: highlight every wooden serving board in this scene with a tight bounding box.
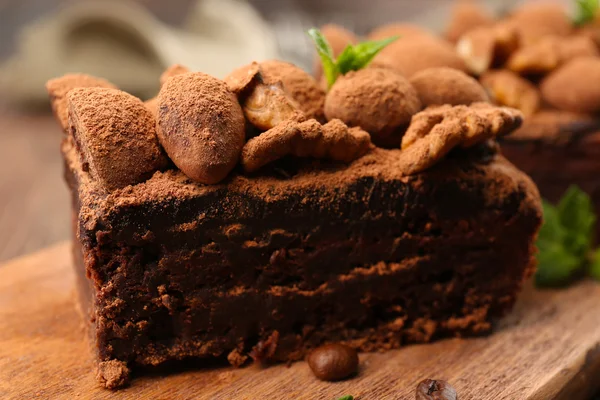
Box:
[1,242,600,400]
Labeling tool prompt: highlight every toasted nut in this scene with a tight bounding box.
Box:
[313,24,359,79]
[260,60,326,121]
[409,67,489,106]
[241,118,371,172]
[325,67,422,147]
[368,23,435,41]
[445,0,494,43]
[541,57,600,113]
[480,69,540,116]
[509,2,572,46]
[456,22,519,75]
[374,36,468,78]
[67,87,168,191]
[507,35,599,74]
[157,72,245,184]
[46,74,116,131]
[159,64,190,86]
[399,103,522,175]
[242,78,304,130]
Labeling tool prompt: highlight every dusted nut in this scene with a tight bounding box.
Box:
[399,103,523,175]
[157,72,245,184]
[46,73,116,131]
[241,78,304,130]
[409,67,489,107]
[241,118,371,172]
[456,22,519,75]
[507,35,599,74]
[480,69,540,116]
[307,343,359,381]
[415,379,458,400]
[509,2,572,46]
[445,0,494,43]
[325,68,422,146]
[540,57,600,113]
[159,64,190,86]
[374,36,468,78]
[67,87,168,191]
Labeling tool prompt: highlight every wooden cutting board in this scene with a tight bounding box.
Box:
[1,242,600,400]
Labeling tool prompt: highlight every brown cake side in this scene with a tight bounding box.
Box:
[64,137,541,387]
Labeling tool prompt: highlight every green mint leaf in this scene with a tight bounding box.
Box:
[536,239,581,286]
[308,28,398,87]
[589,248,600,281]
[308,28,339,88]
[574,0,599,26]
[335,396,354,400]
[337,36,399,74]
[557,185,595,258]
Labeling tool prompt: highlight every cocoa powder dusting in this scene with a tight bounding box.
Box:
[67,87,168,191]
[46,73,116,131]
[409,67,489,107]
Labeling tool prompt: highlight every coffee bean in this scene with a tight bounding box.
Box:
[416,379,458,400]
[307,343,358,381]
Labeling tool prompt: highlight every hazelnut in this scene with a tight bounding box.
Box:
[540,57,600,113]
[242,79,304,130]
[409,67,489,107]
[374,36,469,78]
[480,69,540,116]
[324,67,422,147]
[159,64,190,86]
[46,73,116,131]
[313,24,359,79]
[307,343,359,381]
[415,379,458,400]
[445,0,494,43]
[67,87,168,191]
[456,22,519,75]
[509,2,572,46]
[260,60,326,121]
[507,35,599,75]
[157,72,245,184]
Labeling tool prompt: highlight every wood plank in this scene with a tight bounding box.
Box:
[0,242,599,400]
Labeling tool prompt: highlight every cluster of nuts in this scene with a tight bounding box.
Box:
[46,60,372,190]
[447,1,600,116]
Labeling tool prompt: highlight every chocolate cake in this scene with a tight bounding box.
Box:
[50,57,541,389]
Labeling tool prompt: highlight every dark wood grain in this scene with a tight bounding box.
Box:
[1,242,600,400]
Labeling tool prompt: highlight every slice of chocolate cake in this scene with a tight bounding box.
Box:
[51,57,541,389]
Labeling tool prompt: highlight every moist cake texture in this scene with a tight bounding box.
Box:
[52,57,542,389]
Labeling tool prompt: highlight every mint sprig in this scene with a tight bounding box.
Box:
[574,0,599,26]
[535,185,598,286]
[308,28,398,89]
[335,396,354,400]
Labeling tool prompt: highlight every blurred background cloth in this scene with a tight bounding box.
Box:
[0,0,573,263]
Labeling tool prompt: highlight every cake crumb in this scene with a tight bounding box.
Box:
[96,360,130,389]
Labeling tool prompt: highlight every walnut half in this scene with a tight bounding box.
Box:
[399,103,523,175]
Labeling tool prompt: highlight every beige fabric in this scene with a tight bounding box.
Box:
[0,0,278,105]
